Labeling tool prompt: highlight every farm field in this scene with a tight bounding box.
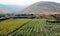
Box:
[0,19,31,36]
[0,19,60,36]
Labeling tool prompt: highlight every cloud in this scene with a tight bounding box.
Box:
[0,0,60,6]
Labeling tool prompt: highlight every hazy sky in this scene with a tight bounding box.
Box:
[0,0,60,6]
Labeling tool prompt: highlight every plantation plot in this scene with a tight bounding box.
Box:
[0,19,31,35]
[45,22,60,36]
[8,19,60,36]
[8,19,47,36]
[0,19,60,36]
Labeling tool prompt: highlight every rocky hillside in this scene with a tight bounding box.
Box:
[21,1,60,15]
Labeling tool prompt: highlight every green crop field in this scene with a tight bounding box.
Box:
[0,19,60,36]
[0,19,31,36]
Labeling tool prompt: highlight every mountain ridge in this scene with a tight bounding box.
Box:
[0,4,27,14]
[21,1,60,15]
[0,4,26,11]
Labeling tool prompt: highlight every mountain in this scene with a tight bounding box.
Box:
[0,4,26,14]
[0,10,12,14]
[21,1,60,15]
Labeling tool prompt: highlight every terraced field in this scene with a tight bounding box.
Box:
[0,19,60,36]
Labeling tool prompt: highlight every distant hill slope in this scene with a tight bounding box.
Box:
[21,1,60,15]
[0,4,26,14]
[0,10,11,14]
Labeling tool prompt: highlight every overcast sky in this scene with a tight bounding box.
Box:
[0,0,60,6]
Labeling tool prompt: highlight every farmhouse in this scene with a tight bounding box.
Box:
[0,14,36,21]
[47,14,60,23]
